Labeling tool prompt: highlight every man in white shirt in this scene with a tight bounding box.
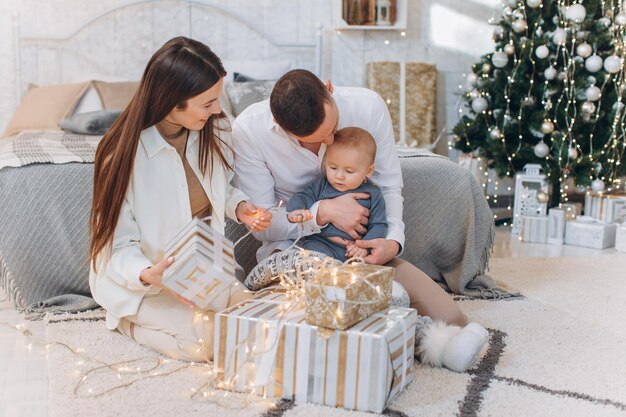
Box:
[232,69,466,327]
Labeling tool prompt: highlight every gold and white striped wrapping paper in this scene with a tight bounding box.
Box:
[214,289,417,413]
[161,218,237,311]
[584,193,626,224]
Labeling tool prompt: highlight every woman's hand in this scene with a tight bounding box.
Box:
[287,208,313,223]
[140,257,195,307]
[236,201,272,232]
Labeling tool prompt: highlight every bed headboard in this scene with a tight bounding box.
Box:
[13,0,323,103]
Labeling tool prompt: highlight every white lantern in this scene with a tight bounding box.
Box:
[375,0,392,26]
[513,164,550,236]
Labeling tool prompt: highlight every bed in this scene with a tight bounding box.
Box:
[1,0,497,318]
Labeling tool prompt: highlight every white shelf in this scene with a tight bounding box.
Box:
[333,0,407,31]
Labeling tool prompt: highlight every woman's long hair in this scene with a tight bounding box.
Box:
[89,36,228,268]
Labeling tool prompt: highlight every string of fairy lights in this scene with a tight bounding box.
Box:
[451,0,626,220]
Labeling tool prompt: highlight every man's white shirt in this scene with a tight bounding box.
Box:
[232,86,404,261]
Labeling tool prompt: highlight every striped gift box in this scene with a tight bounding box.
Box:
[214,288,417,413]
[161,218,237,311]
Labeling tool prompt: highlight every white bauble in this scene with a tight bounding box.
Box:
[557,71,567,81]
[604,55,622,74]
[470,89,480,99]
[585,55,603,72]
[541,120,554,134]
[504,43,515,55]
[591,178,605,192]
[482,63,492,73]
[492,51,509,68]
[544,66,557,80]
[615,12,626,26]
[585,86,601,101]
[490,128,501,139]
[581,101,596,114]
[507,0,518,6]
[576,42,592,58]
[534,141,550,157]
[494,26,504,39]
[502,6,513,17]
[552,28,567,45]
[513,19,528,33]
[526,0,541,8]
[471,97,489,113]
[467,72,478,85]
[568,147,578,159]
[565,4,586,23]
[535,45,550,59]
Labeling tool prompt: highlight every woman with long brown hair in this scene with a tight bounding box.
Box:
[89,36,271,362]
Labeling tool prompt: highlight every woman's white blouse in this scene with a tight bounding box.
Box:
[89,122,248,330]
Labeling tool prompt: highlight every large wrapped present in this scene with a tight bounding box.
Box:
[584,192,626,223]
[564,216,618,249]
[161,218,237,310]
[521,215,548,243]
[547,209,565,245]
[304,261,393,330]
[214,288,417,413]
[615,223,626,253]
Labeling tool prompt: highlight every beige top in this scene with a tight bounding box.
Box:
[156,119,212,219]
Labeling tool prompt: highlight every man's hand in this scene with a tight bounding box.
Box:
[287,208,313,223]
[355,239,400,265]
[236,201,272,231]
[140,257,195,307]
[346,241,368,259]
[317,193,370,239]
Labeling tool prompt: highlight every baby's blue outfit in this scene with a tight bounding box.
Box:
[286,177,388,261]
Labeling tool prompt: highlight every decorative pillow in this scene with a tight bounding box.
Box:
[59,110,122,135]
[93,80,139,110]
[225,80,275,117]
[233,72,266,82]
[2,81,91,138]
[72,85,104,115]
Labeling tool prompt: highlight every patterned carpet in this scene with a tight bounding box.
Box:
[45,255,626,417]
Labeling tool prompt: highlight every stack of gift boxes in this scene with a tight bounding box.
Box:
[513,165,626,250]
[162,219,417,413]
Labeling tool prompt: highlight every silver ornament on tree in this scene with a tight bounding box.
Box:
[604,55,622,74]
[492,51,509,68]
[591,178,605,192]
[489,127,501,140]
[482,63,492,73]
[502,6,513,17]
[544,66,557,80]
[535,44,550,59]
[471,96,489,113]
[585,86,601,101]
[568,147,578,159]
[504,43,515,55]
[615,12,626,26]
[565,4,586,23]
[557,71,567,82]
[585,55,603,72]
[552,28,567,45]
[469,89,480,99]
[513,19,528,33]
[526,0,541,8]
[534,141,550,158]
[541,119,554,134]
[494,26,504,39]
[582,101,596,114]
[576,42,592,58]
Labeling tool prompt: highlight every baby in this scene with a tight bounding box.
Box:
[287,127,387,261]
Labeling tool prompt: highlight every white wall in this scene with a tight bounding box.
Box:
[0,0,498,156]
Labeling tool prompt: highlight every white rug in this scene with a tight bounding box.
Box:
[46,254,626,417]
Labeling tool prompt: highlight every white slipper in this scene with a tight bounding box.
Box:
[442,322,489,372]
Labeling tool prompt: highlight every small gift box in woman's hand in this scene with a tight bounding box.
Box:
[304,260,394,330]
[161,218,237,310]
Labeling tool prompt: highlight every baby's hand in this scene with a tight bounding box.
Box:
[346,241,368,259]
[287,209,313,223]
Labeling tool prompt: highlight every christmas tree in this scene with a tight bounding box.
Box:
[452,0,626,207]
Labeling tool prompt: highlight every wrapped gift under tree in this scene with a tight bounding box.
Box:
[564,216,618,249]
[584,192,626,224]
[214,287,416,413]
[304,261,393,330]
[161,218,238,311]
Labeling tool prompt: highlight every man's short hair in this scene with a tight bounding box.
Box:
[270,69,332,137]
[331,127,377,163]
